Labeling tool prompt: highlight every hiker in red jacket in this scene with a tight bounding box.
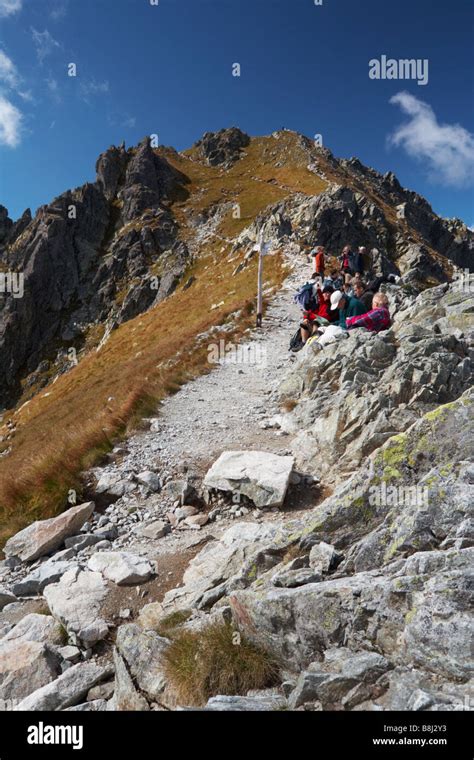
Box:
[311,246,325,281]
[299,285,337,344]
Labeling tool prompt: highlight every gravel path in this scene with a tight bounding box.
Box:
[120,261,304,479]
[2,257,325,610]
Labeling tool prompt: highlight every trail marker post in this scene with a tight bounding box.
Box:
[256,235,269,328]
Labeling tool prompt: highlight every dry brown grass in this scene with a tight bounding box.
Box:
[153,609,193,637]
[163,621,280,706]
[281,399,298,412]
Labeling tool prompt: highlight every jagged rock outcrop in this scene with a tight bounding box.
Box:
[95,142,128,201]
[0,205,12,245]
[194,127,250,168]
[119,137,188,223]
[0,140,191,407]
[0,206,32,248]
[234,183,474,282]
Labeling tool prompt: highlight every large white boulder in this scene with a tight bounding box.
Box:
[43,568,110,645]
[203,450,294,508]
[15,661,112,711]
[0,640,59,703]
[87,552,155,586]
[3,502,95,562]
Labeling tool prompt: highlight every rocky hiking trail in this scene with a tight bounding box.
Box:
[77,256,321,601]
[0,264,473,713]
[0,256,323,654]
[125,264,301,469]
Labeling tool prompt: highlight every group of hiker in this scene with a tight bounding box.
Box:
[311,244,366,281]
[291,244,397,352]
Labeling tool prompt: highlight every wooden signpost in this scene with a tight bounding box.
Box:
[256,234,269,328]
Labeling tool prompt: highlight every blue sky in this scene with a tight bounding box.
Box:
[0,0,473,224]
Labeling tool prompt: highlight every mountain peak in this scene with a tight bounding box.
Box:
[193,126,251,167]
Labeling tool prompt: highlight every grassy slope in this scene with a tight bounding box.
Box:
[0,134,327,544]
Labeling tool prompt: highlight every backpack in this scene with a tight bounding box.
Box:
[289,328,304,352]
[294,282,317,311]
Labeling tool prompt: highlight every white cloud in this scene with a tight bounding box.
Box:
[0,49,19,87]
[0,0,22,18]
[31,27,61,63]
[107,111,135,129]
[46,76,61,103]
[18,89,33,102]
[79,78,109,103]
[389,91,474,187]
[0,95,22,147]
[50,0,68,20]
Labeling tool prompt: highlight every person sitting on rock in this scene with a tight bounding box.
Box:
[346,292,391,332]
[316,284,339,322]
[330,288,366,329]
[343,280,354,298]
[323,269,343,290]
[352,279,374,311]
[353,246,366,276]
[299,285,338,343]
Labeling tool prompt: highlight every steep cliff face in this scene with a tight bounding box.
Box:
[1,129,472,409]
